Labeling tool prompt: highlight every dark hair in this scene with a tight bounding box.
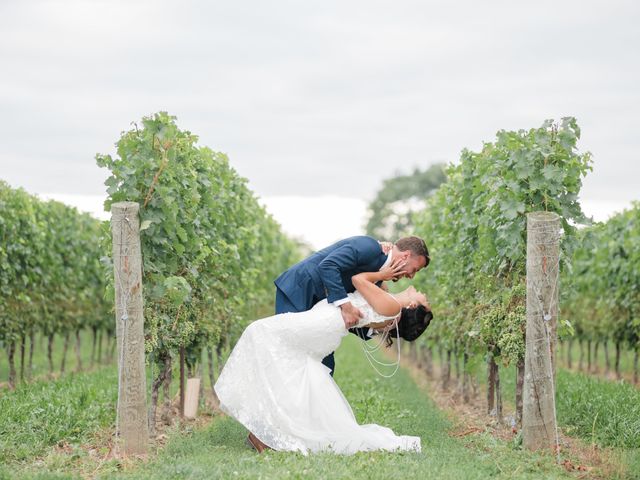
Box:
[387,305,433,346]
[395,236,430,267]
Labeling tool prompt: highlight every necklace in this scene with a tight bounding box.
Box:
[360,315,401,378]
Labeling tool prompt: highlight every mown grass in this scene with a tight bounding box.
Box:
[0,367,118,465]
[0,356,220,479]
[2,333,636,479]
[107,336,575,480]
[0,329,118,475]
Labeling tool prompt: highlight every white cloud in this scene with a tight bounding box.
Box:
[259,196,368,250]
[38,193,109,221]
[1,0,639,219]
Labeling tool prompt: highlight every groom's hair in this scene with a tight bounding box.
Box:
[396,236,430,267]
[387,305,433,346]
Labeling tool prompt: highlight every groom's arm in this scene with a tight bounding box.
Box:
[318,237,382,328]
[318,244,363,328]
[318,237,382,303]
[318,244,359,305]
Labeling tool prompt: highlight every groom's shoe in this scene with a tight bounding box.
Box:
[247,432,270,453]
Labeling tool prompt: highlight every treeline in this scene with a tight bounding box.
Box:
[410,118,592,424]
[0,181,110,389]
[97,112,301,428]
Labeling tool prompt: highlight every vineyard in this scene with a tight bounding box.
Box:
[0,183,110,389]
[406,119,640,453]
[406,118,639,427]
[1,113,639,478]
[564,206,640,382]
[95,112,302,432]
[410,118,592,419]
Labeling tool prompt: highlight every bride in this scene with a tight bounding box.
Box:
[214,258,432,455]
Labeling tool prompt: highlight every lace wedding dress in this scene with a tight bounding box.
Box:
[214,291,421,455]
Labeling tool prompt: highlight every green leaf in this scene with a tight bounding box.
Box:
[542,164,564,182]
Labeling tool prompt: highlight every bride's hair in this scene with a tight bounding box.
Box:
[386,305,433,347]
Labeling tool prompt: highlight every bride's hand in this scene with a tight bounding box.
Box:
[378,257,407,282]
[379,241,393,255]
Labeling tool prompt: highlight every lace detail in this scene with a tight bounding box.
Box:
[346,291,401,328]
[214,296,421,455]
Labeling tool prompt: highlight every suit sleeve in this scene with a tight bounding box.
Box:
[318,238,380,304]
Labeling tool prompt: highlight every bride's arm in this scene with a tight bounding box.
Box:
[351,259,406,317]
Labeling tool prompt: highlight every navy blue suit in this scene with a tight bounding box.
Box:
[274,236,388,376]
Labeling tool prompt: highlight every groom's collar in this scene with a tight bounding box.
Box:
[379,249,392,270]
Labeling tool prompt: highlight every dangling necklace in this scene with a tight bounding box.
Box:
[360,314,401,378]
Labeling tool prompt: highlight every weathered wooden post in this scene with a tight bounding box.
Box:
[111,202,149,455]
[523,211,560,452]
[184,378,201,419]
[179,346,185,417]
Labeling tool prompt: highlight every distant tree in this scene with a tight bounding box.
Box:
[365,164,446,239]
[291,236,314,258]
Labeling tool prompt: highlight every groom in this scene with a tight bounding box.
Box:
[274,235,430,376]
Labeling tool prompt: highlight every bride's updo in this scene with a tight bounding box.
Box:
[387,305,433,346]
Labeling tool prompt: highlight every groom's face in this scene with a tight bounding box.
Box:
[398,252,427,280]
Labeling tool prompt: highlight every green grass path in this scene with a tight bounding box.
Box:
[112,336,573,480]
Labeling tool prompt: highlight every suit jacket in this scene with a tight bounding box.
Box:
[274,235,388,312]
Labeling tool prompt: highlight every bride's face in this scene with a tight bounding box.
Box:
[405,286,429,309]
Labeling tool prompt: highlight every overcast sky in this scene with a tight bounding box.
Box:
[1,0,638,248]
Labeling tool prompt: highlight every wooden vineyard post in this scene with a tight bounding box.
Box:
[180,346,185,417]
[111,202,149,456]
[184,378,201,419]
[523,211,560,453]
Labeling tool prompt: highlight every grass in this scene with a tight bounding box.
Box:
[0,329,118,472]
[428,348,640,478]
[0,331,190,479]
[474,361,640,451]
[556,371,640,480]
[105,336,574,480]
[0,367,118,464]
[0,366,120,480]
[1,330,637,479]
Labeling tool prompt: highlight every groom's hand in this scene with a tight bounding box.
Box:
[339,302,363,329]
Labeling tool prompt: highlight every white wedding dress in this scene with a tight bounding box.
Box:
[214,291,421,455]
